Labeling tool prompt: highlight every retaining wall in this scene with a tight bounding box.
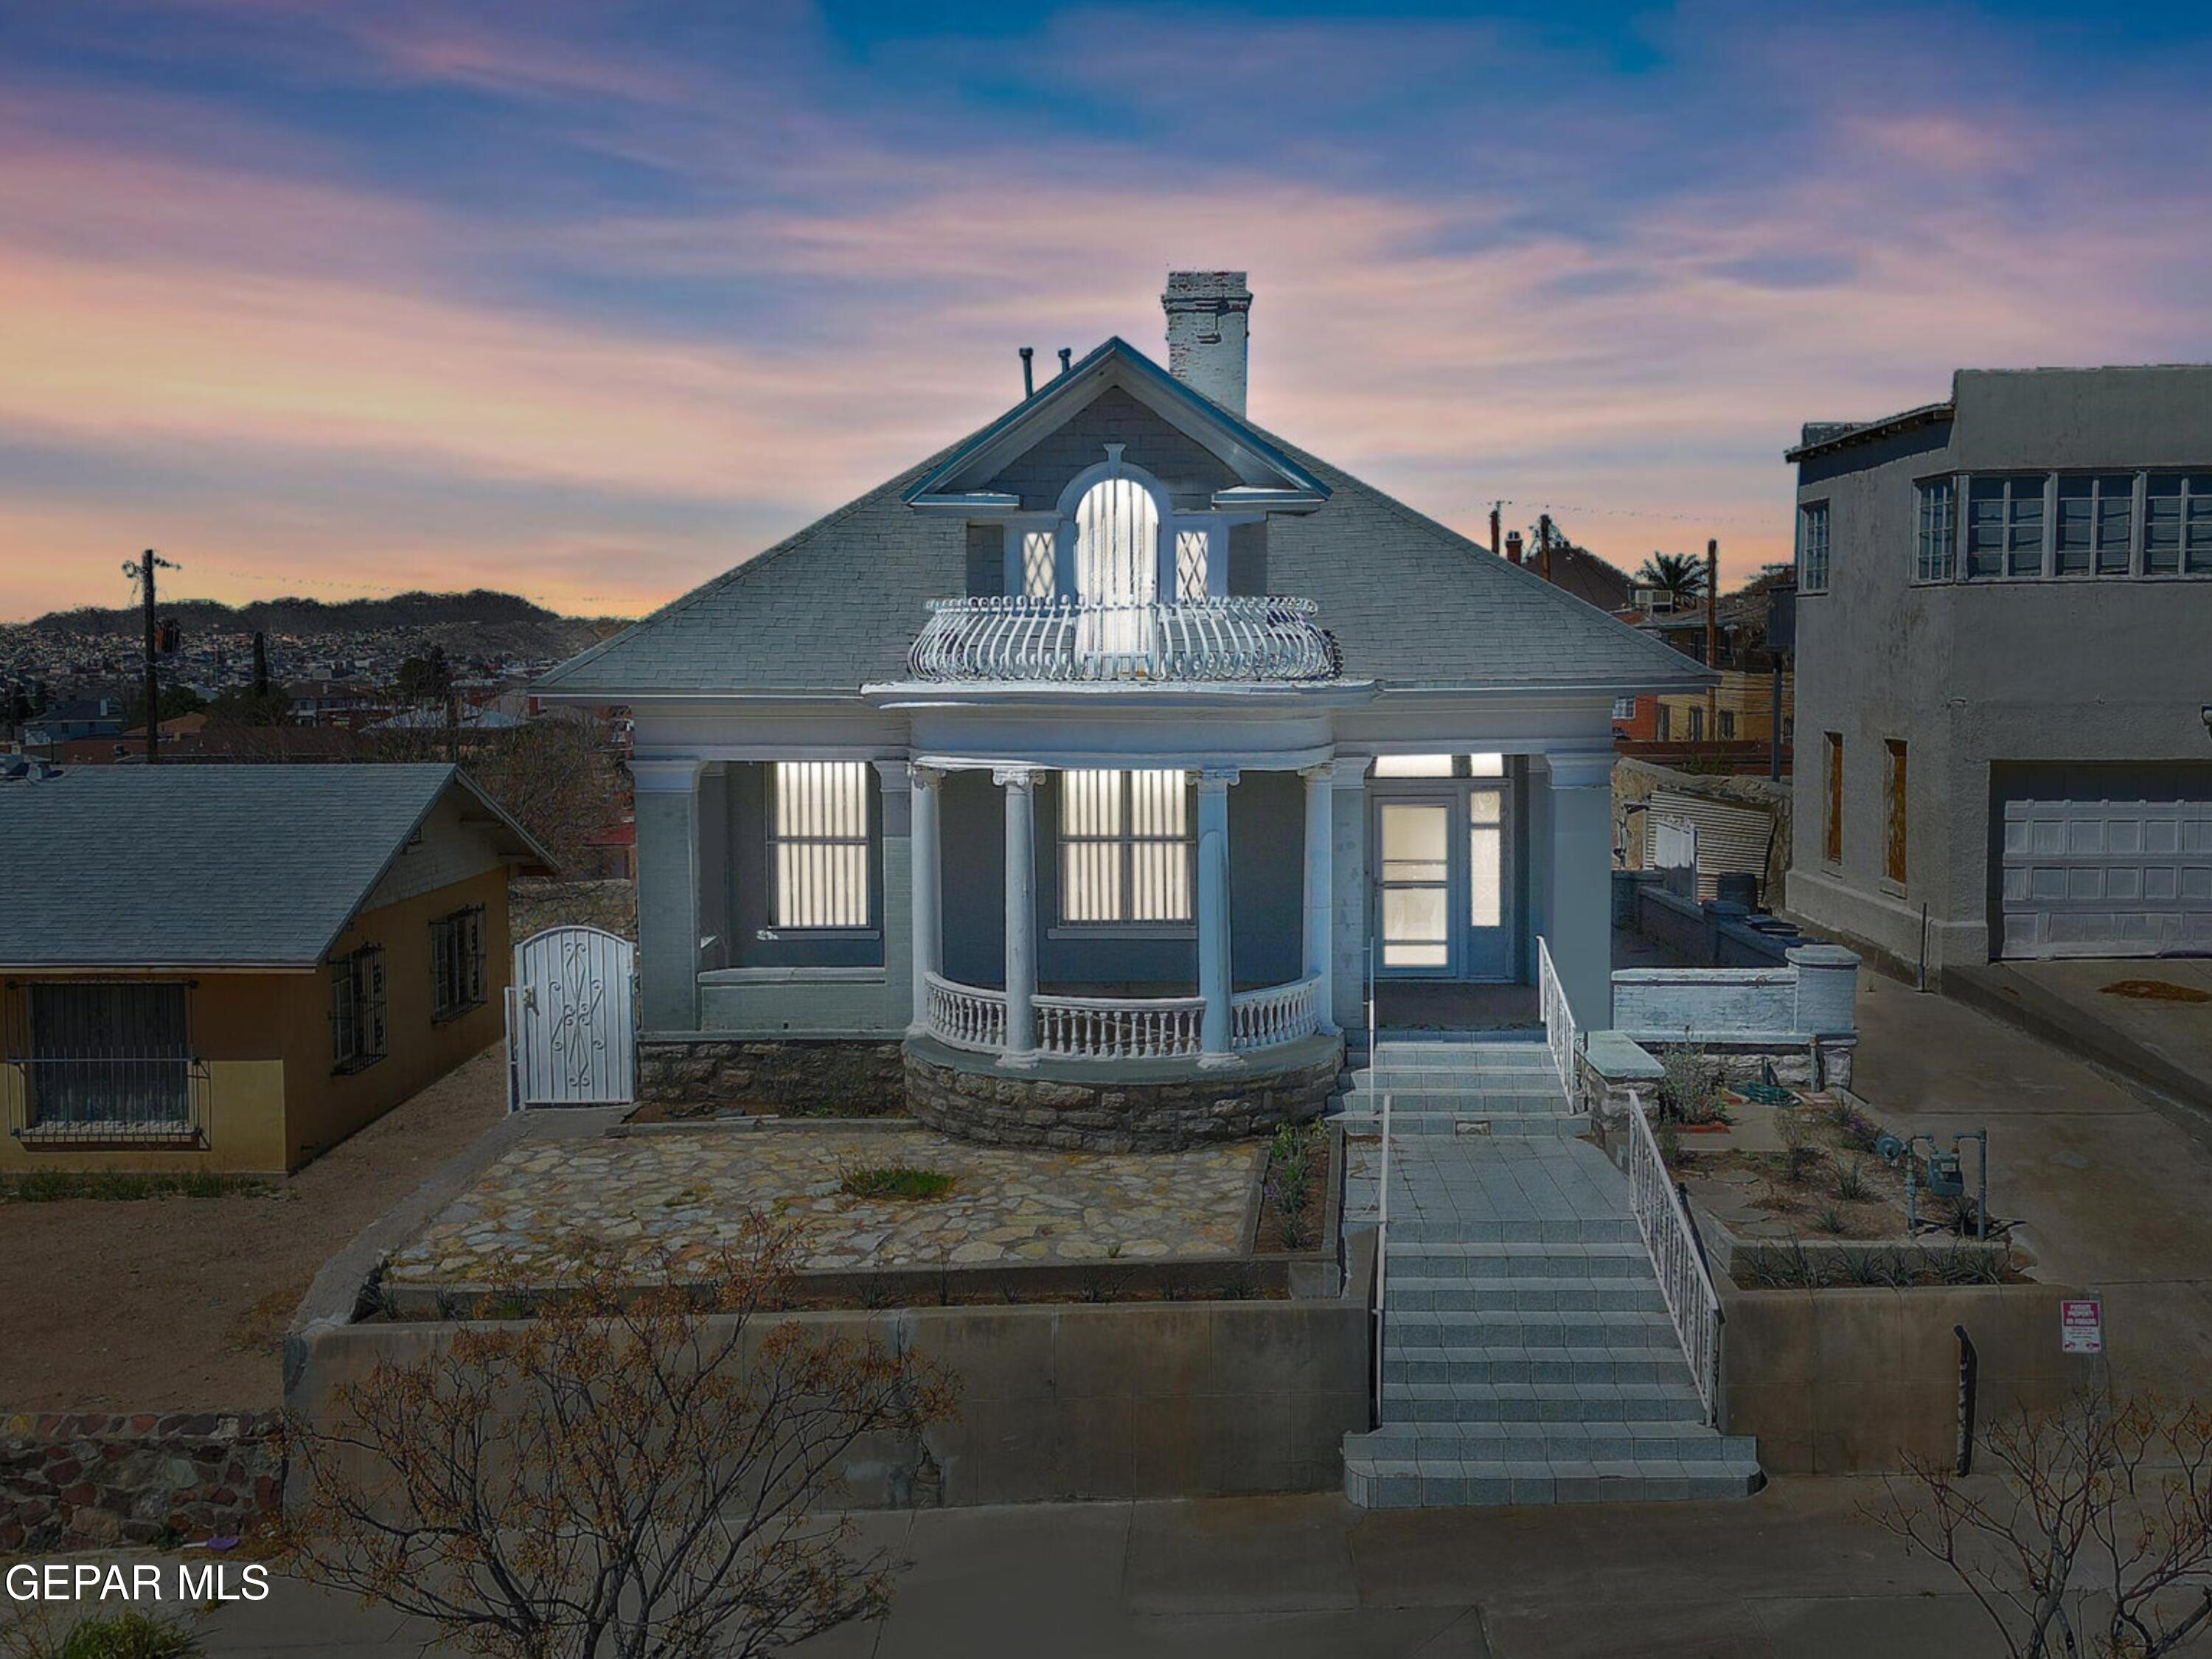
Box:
[0,1411,281,1551]
[1720,1281,2098,1473]
[291,1234,1376,1509]
[638,1039,906,1114]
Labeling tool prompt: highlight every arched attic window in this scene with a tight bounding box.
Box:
[1074,474,1160,610]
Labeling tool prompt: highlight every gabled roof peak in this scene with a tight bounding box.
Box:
[904,336,1327,511]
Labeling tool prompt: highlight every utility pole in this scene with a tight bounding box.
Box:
[1704,538,1719,740]
[121,551,178,764]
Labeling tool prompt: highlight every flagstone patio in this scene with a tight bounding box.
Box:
[381,1124,1265,1287]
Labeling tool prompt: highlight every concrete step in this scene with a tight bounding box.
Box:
[1343,1454,1763,1509]
[1388,1215,1642,1245]
[1384,1241,1655,1279]
[1340,1088,1571,1113]
[1382,1380,1706,1424]
[1382,1345,1694,1388]
[1338,1110,1586,1140]
[1349,1422,1759,1465]
[1386,1275,1667,1314]
[1382,1308,1681,1350]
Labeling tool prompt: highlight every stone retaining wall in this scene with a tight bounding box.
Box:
[0,1411,282,1551]
[639,1039,906,1114]
[904,1037,1342,1152]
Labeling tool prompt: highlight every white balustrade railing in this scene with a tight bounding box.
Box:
[923,972,1006,1054]
[1036,992,1204,1060]
[1625,1088,1724,1425]
[1231,975,1321,1051]
[920,973,1320,1059]
[1536,933,1582,1108]
[908,596,1339,684]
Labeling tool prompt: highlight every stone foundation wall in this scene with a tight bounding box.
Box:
[0,1411,281,1551]
[905,1040,1342,1152]
[639,1039,906,1115]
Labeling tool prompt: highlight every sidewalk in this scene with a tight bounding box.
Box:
[122,1480,1991,1657]
[1944,956,2212,1118]
[1849,970,2212,1397]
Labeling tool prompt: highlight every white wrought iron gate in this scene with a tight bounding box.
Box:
[506,926,636,1108]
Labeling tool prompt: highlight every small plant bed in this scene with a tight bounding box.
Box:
[836,1163,956,1201]
[625,1097,908,1125]
[1733,1240,2026,1289]
[1255,1122,1331,1253]
[0,1170,278,1203]
[1661,1098,2007,1251]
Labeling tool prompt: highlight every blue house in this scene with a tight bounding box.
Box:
[538,272,1706,1144]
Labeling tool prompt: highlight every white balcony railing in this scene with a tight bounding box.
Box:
[922,973,1322,1060]
[908,597,1339,684]
[1231,975,1321,1051]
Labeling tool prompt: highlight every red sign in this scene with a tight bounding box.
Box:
[2061,1298,2103,1355]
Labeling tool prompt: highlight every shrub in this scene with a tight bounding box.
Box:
[1265,1123,1322,1250]
[1778,1112,1824,1184]
[838,1164,956,1201]
[0,1610,204,1659]
[1657,1048,1729,1125]
[1815,1206,1848,1236]
[1833,1160,1874,1203]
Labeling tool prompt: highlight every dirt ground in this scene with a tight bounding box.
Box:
[0,1046,507,1411]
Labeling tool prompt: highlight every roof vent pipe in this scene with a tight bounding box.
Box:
[1019,347,1034,397]
[1057,347,1072,376]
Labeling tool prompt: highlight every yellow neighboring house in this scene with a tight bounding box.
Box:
[0,763,552,1175]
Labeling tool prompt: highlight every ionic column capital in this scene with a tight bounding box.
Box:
[1196,765,1240,792]
[993,765,1039,792]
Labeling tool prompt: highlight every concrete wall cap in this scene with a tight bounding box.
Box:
[1787,943,1861,968]
[1582,1030,1666,1079]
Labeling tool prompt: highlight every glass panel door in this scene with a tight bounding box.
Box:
[1465,785,1514,981]
[1377,801,1454,973]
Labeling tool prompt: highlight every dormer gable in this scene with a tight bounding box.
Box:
[902,337,1328,517]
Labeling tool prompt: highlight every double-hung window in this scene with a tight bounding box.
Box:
[1913,479,1955,582]
[2145,474,2212,575]
[1796,501,1830,593]
[1059,769,1193,926]
[430,907,485,1021]
[332,947,388,1071]
[2055,475,2133,575]
[770,762,872,929]
[1966,476,2045,579]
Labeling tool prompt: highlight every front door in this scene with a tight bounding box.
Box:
[1372,771,1518,981]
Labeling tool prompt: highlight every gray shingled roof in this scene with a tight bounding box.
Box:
[539,344,1711,698]
[0,765,545,968]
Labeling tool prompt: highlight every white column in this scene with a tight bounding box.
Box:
[998,766,1038,1066]
[630,757,703,1034]
[1197,767,1237,1065]
[903,762,941,1033]
[1544,751,1617,1032]
[1301,763,1338,1035]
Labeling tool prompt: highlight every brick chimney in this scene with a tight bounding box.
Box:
[1161,271,1252,415]
[1504,530,1524,566]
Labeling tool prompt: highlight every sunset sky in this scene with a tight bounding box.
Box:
[3,0,2209,621]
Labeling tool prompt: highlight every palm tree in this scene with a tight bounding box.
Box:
[1635,552,1708,607]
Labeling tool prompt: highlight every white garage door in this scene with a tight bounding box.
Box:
[2000,776,2212,959]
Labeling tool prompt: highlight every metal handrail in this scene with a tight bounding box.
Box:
[908,595,1340,684]
[1368,935,1393,1419]
[1624,1087,1725,1425]
[1536,933,1583,1109]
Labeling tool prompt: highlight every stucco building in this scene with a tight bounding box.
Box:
[1785,366,2212,973]
[0,765,548,1173]
[538,272,1708,1141]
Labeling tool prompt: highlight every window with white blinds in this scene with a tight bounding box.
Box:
[1059,769,1194,925]
[771,762,872,929]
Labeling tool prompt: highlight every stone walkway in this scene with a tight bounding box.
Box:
[383,1125,1263,1284]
